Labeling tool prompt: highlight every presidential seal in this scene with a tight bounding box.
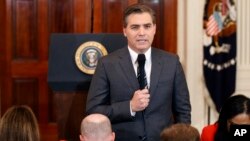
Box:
[75,41,108,74]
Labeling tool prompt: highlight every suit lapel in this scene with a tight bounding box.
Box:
[149,49,163,96]
[116,48,163,94]
[118,48,139,90]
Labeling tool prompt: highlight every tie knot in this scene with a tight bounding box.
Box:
[137,54,146,66]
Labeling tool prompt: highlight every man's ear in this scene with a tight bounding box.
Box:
[123,28,127,37]
[79,135,84,141]
[112,132,116,141]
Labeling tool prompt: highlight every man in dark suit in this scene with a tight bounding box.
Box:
[86,3,191,141]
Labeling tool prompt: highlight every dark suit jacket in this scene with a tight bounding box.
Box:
[86,47,191,141]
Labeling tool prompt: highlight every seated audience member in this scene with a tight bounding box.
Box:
[160,123,200,141]
[79,113,115,141]
[0,105,40,141]
[201,94,250,141]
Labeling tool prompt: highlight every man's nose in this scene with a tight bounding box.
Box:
[138,27,145,35]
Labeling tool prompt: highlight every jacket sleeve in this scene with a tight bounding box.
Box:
[86,58,134,123]
[172,59,191,124]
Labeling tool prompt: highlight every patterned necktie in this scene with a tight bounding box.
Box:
[137,54,147,89]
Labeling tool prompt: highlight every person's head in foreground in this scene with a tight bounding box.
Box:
[160,123,200,141]
[80,113,115,141]
[0,105,40,141]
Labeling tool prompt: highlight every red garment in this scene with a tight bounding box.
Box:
[201,123,218,141]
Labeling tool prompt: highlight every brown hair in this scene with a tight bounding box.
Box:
[0,105,40,141]
[160,123,200,141]
[123,3,156,27]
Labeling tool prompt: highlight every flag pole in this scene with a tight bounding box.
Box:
[208,106,210,125]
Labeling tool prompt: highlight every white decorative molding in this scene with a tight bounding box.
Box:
[235,0,250,97]
[178,0,207,132]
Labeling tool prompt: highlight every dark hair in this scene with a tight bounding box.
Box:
[123,3,156,27]
[0,105,40,141]
[215,94,250,141]
[160,123,200,141]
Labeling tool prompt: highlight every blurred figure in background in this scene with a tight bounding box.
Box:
[0,105,40,141]
[201,94,250,141]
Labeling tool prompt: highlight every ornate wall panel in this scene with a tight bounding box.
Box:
[49,0,74,33]
[162,0,177,52]
[12,0,38,60]
[93,0,128,33]
[12,78,39,116]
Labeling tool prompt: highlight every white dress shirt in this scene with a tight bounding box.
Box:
[128,47,152,88]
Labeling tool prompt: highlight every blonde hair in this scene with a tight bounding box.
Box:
[0,105,40,141]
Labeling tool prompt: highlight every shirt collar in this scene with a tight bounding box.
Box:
[128,46,151,64]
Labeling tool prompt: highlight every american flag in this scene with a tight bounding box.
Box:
[206,12,222,36]
[203,0,237,112]
[222,0,228,16]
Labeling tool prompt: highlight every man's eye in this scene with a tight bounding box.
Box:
[145,25,151,29]
[131,26,139,30]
